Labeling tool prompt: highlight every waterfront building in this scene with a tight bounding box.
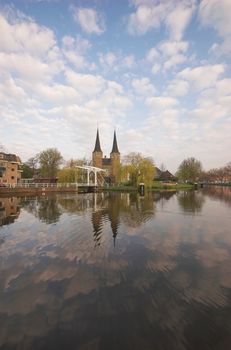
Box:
[0,152,22,186]
[92,130,120,184]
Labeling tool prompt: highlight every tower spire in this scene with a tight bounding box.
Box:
[111,130,120,154]
[93,129,102,153]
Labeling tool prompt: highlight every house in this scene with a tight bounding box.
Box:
[0,152,22,186]
[154,167,177,182]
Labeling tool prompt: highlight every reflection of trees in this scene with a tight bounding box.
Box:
[202,186,231,207]
[57,193,96,213]
[91,192,158,245]
[121,192,155,228]
[177,190,205,214]
[1,190,231,349]
[37,198,62,224]
[91,191,177,245]
[23,196,62,224]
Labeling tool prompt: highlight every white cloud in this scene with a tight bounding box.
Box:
[0,52,51,81]
[167,79,189,97]
[146,47,159,62]
[98,51,136,71]
[164,54,187,70]
[128,4,163,35]
[151,63,161,74]
[123,55,136,69]
[62,35,91,53]
[131,77,156,96]
[128,0,196,40]
[146,96,178,109]
[30,83,81,105]
[158,41,188,56]
[65,70,106,97]
[0,11,64,83]
[0,13,55,56]
[146,40,189,72]
[62,35,94,70]
[178,64,225,90]
[165,1,196,41]
[72,7,105,35]
[99,52,117,67]
[199,0,231,55]
[62,51,85,69]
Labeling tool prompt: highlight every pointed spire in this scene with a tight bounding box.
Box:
[93,129,102,153]
[111,130,120,154]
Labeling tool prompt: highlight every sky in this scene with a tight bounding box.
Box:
[0,0,230,172]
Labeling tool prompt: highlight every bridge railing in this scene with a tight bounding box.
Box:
[1,182,98,189]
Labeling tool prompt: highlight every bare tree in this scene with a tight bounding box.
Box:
[0,144,6,152]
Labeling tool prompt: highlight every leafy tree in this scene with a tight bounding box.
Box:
[21,163,34,178]
[121,152,156,187]
[66,157,91,168]
[38,148,63,178]
[57,168,76,183]
[176,157,202,182]
[58,158,91,183]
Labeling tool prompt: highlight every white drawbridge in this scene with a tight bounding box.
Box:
[75,165,107,186]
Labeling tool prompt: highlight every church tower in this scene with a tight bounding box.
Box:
[110,131,120,183]
[92,129,103,168]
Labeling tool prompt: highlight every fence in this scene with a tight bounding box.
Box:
[1,182,97,189]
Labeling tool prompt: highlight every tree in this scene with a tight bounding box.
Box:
[23,155,39,177]
[121,152,156,187]
[26,156,39,174]
[57,168,76,183]
[65,157,91,168]
[176,157,202,182]
[21,163,34,178]
[38,148,63,178]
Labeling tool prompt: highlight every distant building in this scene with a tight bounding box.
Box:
[0,152,22,186]
[154,167,177,182]
[92,129,120,184]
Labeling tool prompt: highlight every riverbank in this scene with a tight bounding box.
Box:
[0,187,79,196]
[0,182,194,196]
[101,182,194,191]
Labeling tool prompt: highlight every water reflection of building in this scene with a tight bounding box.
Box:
[91,192,120,246]
[90,192,162,246]
[1,189,231,349]
[0,197,20,226]
[202,186,231,207]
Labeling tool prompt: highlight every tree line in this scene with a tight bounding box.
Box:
[21,148,231,186]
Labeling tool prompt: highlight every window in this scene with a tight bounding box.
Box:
[11,176,15,179]
[12,168,14,171]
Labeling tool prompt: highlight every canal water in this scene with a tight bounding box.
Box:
[0,187,231,350]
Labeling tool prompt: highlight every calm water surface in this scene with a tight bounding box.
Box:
[0,187,231,350]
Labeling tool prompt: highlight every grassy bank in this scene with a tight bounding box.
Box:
[102,182,194,192]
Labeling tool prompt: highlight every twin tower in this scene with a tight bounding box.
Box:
[92,129,120,184]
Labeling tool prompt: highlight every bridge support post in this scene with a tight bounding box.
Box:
[87,169,90,186]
